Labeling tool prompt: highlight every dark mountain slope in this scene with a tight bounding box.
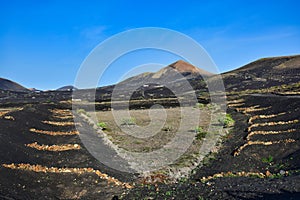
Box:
[222,55,300,91]
[57,85,78,91]
[0,78,28,91]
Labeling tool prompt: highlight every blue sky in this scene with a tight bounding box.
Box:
[1,0,300,90]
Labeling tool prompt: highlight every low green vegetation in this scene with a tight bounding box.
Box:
[219,113,235,127]
[262,155,274,164]
[195,103,206,109]
[201,151,217,166]
[76,108,86,115]
[165,191,172,196]
[121,117,136,125]
[195,102,221,111]
[194,126,207,140]
[97,122,107,130]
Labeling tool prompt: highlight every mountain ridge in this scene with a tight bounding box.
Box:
[2,54,300,92]
[0,77,28,91]
[119,60,212,86]
[222,54,300,91]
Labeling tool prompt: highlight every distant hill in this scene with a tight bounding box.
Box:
[106,60,212,101]
[56,85,78,91]
[100,56,300,100]
[222,55,300,91]
[28,88,43,92]
[119,60,212,87]
[0,78,28,91]
[153,60,213,78]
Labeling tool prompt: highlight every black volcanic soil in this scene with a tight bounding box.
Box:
[1,54,300,199]
[0,78,28,92]
[123,94,300,200]
[1,94,299,199]
[0,102,134,200]
[223,55,300,91]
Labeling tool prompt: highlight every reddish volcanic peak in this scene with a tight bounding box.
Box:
[169,60,199,73]
[168,60,213,76]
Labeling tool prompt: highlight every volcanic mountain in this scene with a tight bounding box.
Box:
[0,77,28,91]
[57,55,300,103]
[153,60,213,78]
[118,60,212,88]
[67,60,213,102]
[118,56,300,92]
[105,60,213,101]
[1,55,300,199]
[222,55,300,91]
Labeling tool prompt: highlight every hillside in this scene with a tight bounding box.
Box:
[73,60,213,103]
[0,78,28,92]
[57,85,78,91]
[1,55,300,199]
[104,60,212,101]
[222,55,300,91]
[75,55,300,103]
[120,60,212,85]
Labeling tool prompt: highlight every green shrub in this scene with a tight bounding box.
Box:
[97,122,107,130]
[194,126,207,140]
[262,155,273,164]
[219,114,235,127]
[76,108,86,115]
[165,191,172,196]
[206,104,214,110]
[121,117,136,125]
[195,103,206,109]
[208,103,221,111]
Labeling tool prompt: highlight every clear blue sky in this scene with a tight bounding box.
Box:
[1,0,300,90]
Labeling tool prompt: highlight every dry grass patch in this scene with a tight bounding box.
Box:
[49,108,72,115]
[42,120,80,126]
[91,107,211,152]
[25,142,81,151]
[200,170,290,182]
[248,119,299,132]
[2,163,132,188]
[236,106,271,114]
[233,139,296,156]
[59,100,72,104]
[52,115,74,120]
[227,99,245,104]
[277,91,300,95]
[0,107,23,118]
[0,111,9,117]
[29,128,79,136]
[82,106,225,179]
[246,129,296,140]
[248,112,286,124]
[228,102,245,107]
[3,115,15,120]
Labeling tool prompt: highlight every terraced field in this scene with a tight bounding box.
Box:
[124,94,300,199]
[230,94,300,163]
[0,94,299,199]
[0,103,133,199]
